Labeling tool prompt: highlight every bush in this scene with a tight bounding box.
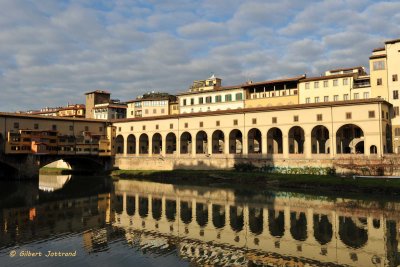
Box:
[234,162,257,172]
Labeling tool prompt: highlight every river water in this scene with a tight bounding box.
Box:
[0,174,399,267]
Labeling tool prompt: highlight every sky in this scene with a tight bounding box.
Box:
[0,0,399,112]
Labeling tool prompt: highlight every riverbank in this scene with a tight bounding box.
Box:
[112,169,400,197]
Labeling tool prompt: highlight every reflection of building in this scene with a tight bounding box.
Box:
[112,179,400,267]
[39,174,72,192]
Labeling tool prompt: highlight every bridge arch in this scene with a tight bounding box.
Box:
[229,129,243,154]
[139,134,149,154]
[127,134,136,154]
[248,128,262,154]
[180,132,192,154]
[288,126,305,154]
[196,131,208,154]
[336,124,364,154]
[212,130,225,154]
[152,133,162,154]
[166,133,177,154]
[267,128,283,154]
[115,135,124,154]
[40,157,106,173]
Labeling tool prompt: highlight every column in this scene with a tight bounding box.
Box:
[191,138,196,156]
[225,205,230,230]
[135,139,140,156]
[176,137,181,156]
[224,135,230,155]
[261,133,267,156]
[207,203,213,228]
[148,137,153,156]
[330,133,335,158]
[243,134,248,155]
[123,136,128,156]
[135,194,139,218]
[283,134,289,158]
[148,194,152,218]
[284,206,291,238]
[306,208,314,241]
[161,135,166,156]
[161,196,166,220]
[192,199,197,224]
[207,137,212,155]
[305,133,312,159]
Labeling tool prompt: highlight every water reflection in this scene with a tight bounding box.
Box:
[38,174,71,192]
[1,176,400,267]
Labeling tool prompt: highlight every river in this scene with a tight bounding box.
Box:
[0,174,399,266]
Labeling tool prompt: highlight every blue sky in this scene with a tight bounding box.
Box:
[0,0,399,111]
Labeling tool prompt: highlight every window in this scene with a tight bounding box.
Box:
[305,97,310,103]
[324,96,329,102]
[294,90,298,95]
[206,96,212,103]
[353,93,359,99]
[236,93,243,100]
[184,123,188,128]
[294,115,299,122]
[343,78,348,85]
[215,95,222,102]
[395,128,400,136]
[199,97,203,104]
[190,98,194,105]
[272,117,277,124]
[183,99,187,106]
[314,82,319,88]
[130,126,133,131]
[317,114,323,121]
[323,80,328,87]
[99,127,103,132]
[153,109,156,114]
[161,108,165,114]
[14,122,19,129]
[69,125,73,131]
[314,97,320,103]
[199,122,203,127]
[333,79,338,86]
[252,118,257,124]
[52,125,57,131]
[34,123,39,129]
[233,119,238,126]
[373,60,385,70]
[395,107,400,116]
[334,95,339,101]
[305,82,310,89]
[363,92,369,99]
[155,125,159,130]
[145,109,149,114]
[142,125,146,130]
[386,112,389,119]
[216,121,220,126]
[170,123,173,129]
[393,74,398,82]
[377,78,382,85]
[369,111,375,118]
[346,112,352,119]
[225,94,232,102]
[343,94,349,100]
[394,90,399,99]
[117,127,121,132]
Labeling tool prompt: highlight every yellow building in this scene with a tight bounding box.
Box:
[126,93,177,118]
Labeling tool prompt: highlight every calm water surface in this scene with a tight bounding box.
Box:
[0,174,399,267]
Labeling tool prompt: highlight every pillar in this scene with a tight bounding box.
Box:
[243,134,248,155]
[148,138,153,156]
[262,133,267,156]
[148,194,152,218]
[305,133,312,159]
[135,139,140,156]
[306,208,314,241]
[162,135,166,156]
[123,136,128,156]
[330,133,335,158]
[224,135,230,155]
[123,192,127,215]
[135,194,139,218]
[176,137,181,156]
[283,134,289,158]
[225,205,230,230]
[207,136,212,155]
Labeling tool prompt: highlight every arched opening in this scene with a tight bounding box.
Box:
[268,210,285,237]
[115,135,124,154]
[196,203,208,227]
[180,132,192,154]
[311,125,330,154]
[230,206,244,232]
[248,128,262,154]
[290,212,307,241]
[370,145,377,154]
[267,128,283,154]
[212,130,225,154]
[127,134,136,154]
[212,204,225,229]
[386,124,392,153]
[196,131,208,154]
[314,214,333,245]
[165,200,176,222]
[152,198,162,221]
[139,197,149,218]
[336,124,364,154]
[339,216,368,248]
[288,126,305,154]
[152,133,162,154]
[126,196,135,216]
[229,129,243,154]
[180,201,192,224]
[139,134,149,154]
[166,133,177,154]
[114,194,123,214]
[249,207,263,235]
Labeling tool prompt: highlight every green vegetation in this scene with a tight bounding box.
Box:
[112,169,400,197]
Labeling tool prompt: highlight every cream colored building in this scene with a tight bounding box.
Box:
[126,93,177,118]
[93,102,127,120]
[369,39,400,152]
[178,75,245,113]
[299,67,371,104]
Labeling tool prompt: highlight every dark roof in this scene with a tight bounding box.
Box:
[369,54,387,60]
[126,97,171,103]
[112,98,390,123]
[241,75,306,88]
[0,112,108,123]
[301,73,355,82]
[84,90,110,95]
[373,47,385,52]
[385,38,400,45]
